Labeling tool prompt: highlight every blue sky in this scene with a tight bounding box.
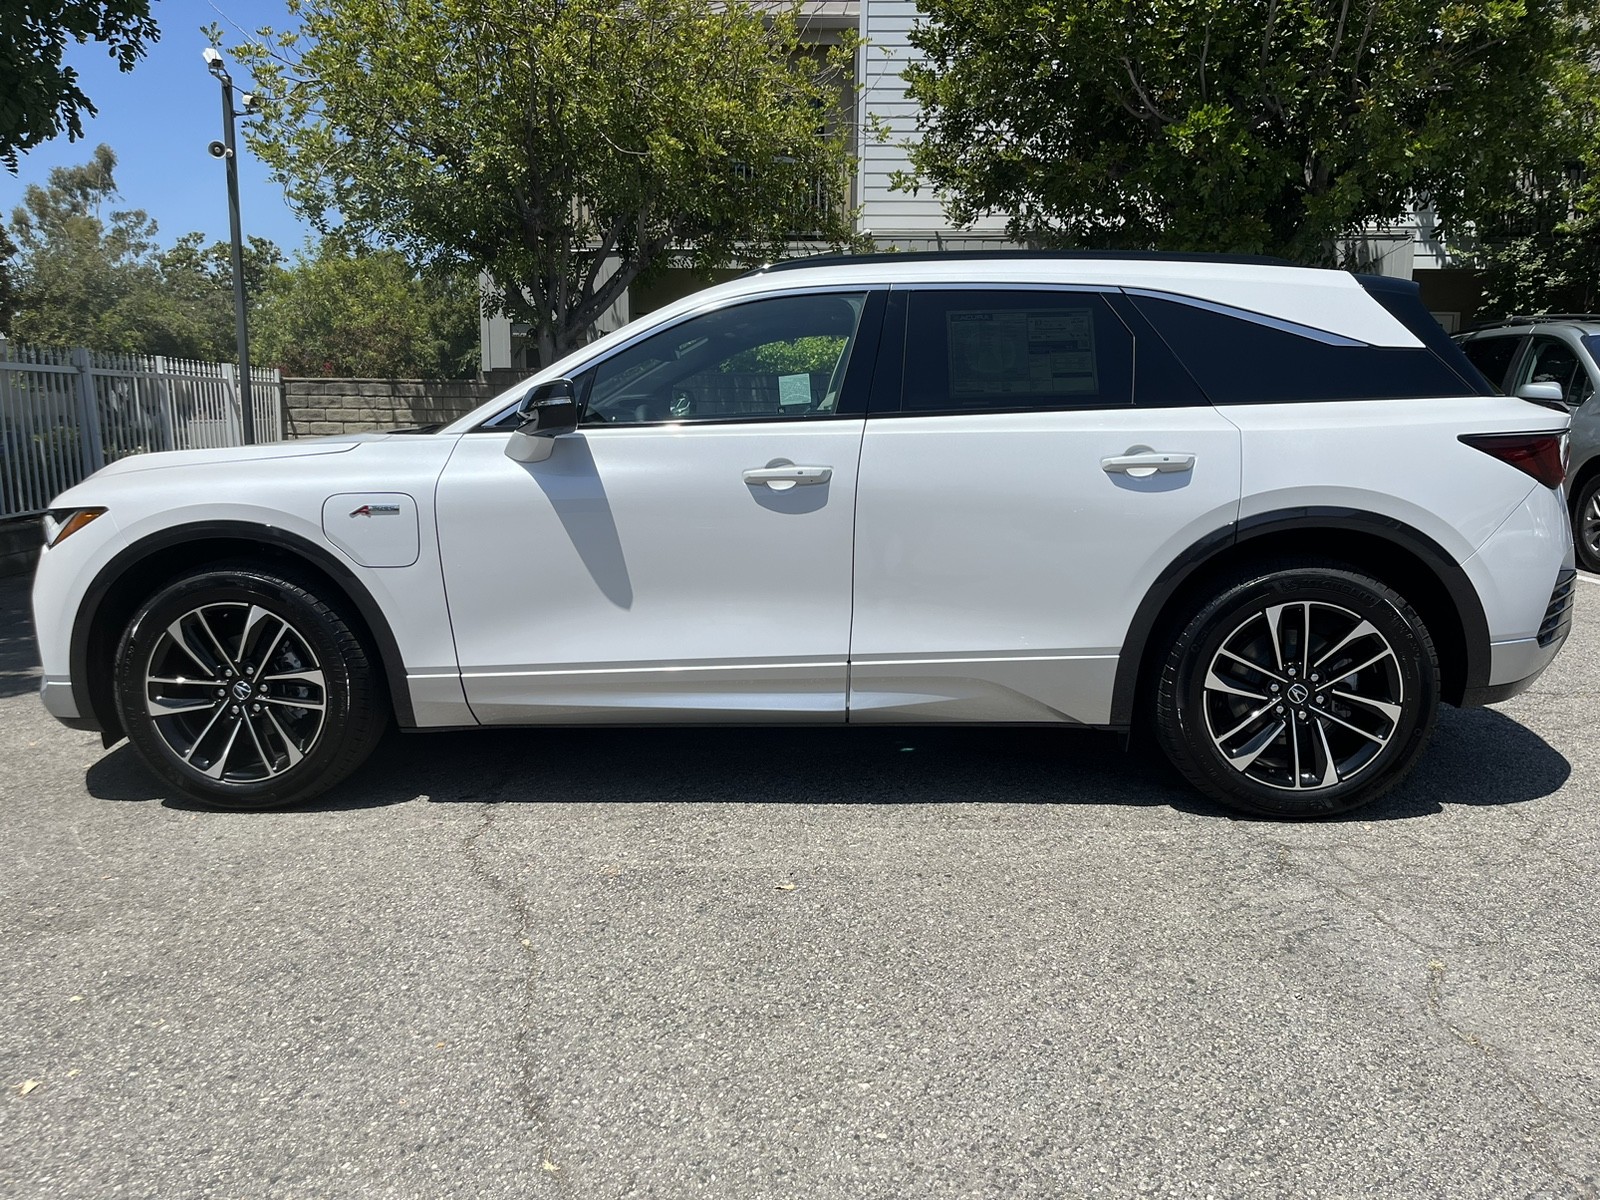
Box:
[1,0,317,254]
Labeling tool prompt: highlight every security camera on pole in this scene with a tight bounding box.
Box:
[204,46,259,445]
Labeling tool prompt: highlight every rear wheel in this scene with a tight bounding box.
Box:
[113,564,388,810]
[1155,564,1439,818]
[1574,473,1600,574]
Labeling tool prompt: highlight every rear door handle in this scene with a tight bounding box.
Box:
[1100,451,1196,478]
[743,465,832,488]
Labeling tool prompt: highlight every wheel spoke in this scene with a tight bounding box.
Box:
[1263,604,1289,672]
[147,694,217,715]
[1312,715,1340,788]
[194,607,241,676]
[1205,667,1270,702]
[240,710,279,778]
[1329,689,1402,723]
[240,607,285,674]
[1301,601,1312,679]
[1321,647,1396,690]
[260,695,327,713]
[1217,700,1277,743]
[1312,619,1379,670]
[1314,706,1388,746]
[1289,712,1304,789]
[201,720,245,780]
[181,703,232,764]
[262,707,307,767]
[164,619,221,679]
[262,668,326,690]
[1226,720,1286,771]
[1217,648,1284,683]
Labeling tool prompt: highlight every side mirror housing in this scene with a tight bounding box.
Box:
[506,379,581,463]
[1516,381,1568,408]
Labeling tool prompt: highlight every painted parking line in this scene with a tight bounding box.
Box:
[1578,571,1600,586]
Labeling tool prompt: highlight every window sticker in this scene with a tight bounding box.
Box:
[947,309,1098,396]
[778,373,813,408]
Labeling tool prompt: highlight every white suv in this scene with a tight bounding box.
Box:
[32,254,1576,818]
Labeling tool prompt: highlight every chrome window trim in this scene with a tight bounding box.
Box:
[1123,287,1369,347]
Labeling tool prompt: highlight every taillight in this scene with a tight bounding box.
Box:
[1459,432,1568,488]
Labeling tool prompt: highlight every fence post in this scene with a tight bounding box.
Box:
[221,362,244,442]
[70,347,106,476]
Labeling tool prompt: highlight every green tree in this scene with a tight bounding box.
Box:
[233,0,860,368]
[0,218,17,330]
[1467,51,1600,318]
[1,1,159,172]
[252,241,479,379]
[901,0,1594,263]
[5,144,280,359]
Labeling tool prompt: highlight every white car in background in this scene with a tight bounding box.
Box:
[32,253,1576,818]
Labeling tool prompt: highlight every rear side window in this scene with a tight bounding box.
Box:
[1131,294,1476,405]
[899,290,1133,413]
[1458,335,1520,392]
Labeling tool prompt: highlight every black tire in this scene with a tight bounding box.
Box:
[1574,472,1600,575]
[113,563,388,810]
[1154,563,1439,819]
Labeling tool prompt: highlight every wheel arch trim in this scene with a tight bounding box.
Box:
[69,520,417,734]
[1108,506,1492,726]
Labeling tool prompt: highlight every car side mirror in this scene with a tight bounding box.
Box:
[505,379,581,463]
[1515,381,1567,408]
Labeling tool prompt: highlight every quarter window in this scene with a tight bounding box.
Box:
[1132,294,1471,404]
[583,292,867,425]
[899,291,1134,413]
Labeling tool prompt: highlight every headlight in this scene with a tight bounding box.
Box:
[43,507,107,548]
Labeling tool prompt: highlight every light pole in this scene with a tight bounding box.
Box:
[203,47,258,445]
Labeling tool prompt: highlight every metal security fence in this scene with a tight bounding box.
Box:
[0,341,283,519]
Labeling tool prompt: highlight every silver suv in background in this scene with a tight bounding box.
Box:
[1456,316,1600,572]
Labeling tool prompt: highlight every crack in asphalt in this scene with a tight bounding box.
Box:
[461,800,570,1195]
[1270,837,1599,1198]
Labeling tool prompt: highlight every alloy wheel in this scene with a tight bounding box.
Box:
[142,601,327,784]
[1201,600,1404,793]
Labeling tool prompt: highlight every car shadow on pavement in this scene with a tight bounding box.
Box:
[84,703,1569,822]
[0,572,41,701]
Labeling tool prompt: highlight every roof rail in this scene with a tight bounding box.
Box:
[1461,314,1600,332]
[746,249,1301,275]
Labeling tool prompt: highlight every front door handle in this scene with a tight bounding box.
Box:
[1100,451,1196,478]
[743,464,832,488]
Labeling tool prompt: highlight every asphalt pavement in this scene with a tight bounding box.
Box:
[2,569,1598,1199]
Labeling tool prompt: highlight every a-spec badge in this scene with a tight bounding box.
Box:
[350,503,402,517]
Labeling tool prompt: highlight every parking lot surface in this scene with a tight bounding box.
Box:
[2,571,1598,1199]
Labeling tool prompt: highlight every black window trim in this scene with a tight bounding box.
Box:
[470,284,887,432]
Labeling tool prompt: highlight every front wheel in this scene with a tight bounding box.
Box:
[113,564,388,810]
[1155,564,1439,818]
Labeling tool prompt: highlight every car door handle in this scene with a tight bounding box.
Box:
[1100,451,1196,478]
[743,465,832,487]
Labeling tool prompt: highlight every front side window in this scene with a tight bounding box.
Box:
[1516,336,1595,407]
[582,292,867,426]
[897,290,1134,413]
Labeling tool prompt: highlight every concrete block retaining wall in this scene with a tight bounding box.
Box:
[284,378,519,437]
